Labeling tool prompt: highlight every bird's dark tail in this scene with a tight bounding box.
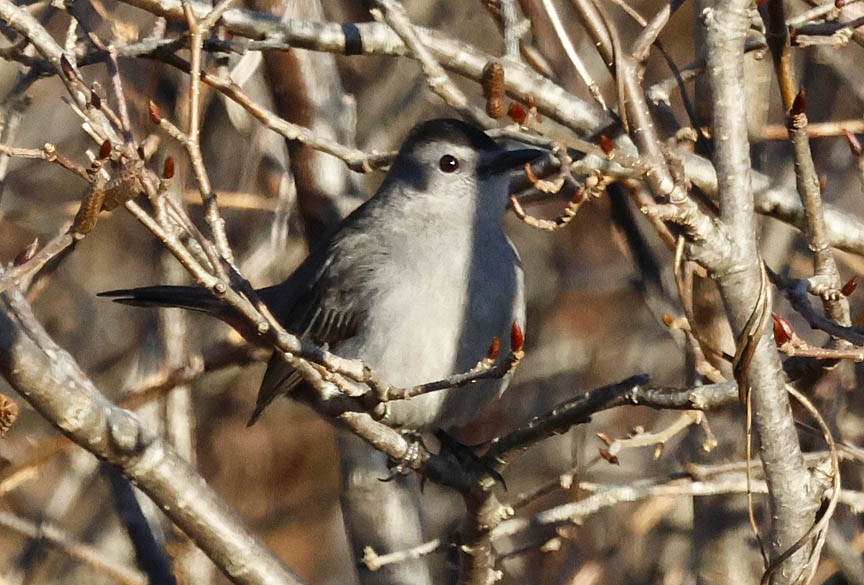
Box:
[98,286,223,314]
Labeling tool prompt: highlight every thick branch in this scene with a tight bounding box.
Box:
[0,287,306,585]
[698,2,818,583]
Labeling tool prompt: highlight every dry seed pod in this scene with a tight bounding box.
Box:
[482,61,506,119]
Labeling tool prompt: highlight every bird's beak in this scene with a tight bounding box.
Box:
[479,148,545,178]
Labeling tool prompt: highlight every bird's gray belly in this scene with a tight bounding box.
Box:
[336,242,523,430]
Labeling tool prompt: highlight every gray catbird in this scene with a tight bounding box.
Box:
[102,118,541,584]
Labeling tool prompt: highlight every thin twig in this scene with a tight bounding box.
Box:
[370,0,492,127]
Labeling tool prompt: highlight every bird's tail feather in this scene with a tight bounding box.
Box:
[98,286,222,314]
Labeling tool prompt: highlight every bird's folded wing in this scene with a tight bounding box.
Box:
[249,240,369,425]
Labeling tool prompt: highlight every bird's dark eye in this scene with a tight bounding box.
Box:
[439,154,460,173]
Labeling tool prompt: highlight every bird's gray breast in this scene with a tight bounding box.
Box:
[336,213,524,429]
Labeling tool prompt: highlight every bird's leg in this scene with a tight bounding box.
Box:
[337,430,436,585]
[434,429,506,490]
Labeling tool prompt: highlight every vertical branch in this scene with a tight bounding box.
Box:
[762,0,851,327]
[499,0,522,60]
[697,2,820,584]
[538,0,607,109]
[179,0,234,265]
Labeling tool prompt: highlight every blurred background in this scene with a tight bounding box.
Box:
[2,0,864,583]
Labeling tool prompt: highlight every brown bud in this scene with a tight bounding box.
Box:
[599,449,619,465]
[99,139,112,160]
[90,90,102,110]
[508,102,527,125]
[13,238,39,266]
[836,0,844,7]
[163,156,175,179]
[819,175,827,193]
[510,321,524,352]
[599,134,614,155]
[662,313,675,327]
[487,337,500,361]
[148,100,162,125]
[842,275,859,297]
[772,312,794,346]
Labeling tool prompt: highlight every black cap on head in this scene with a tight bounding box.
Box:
[400,118,498,153]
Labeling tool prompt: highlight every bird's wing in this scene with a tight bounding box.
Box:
[249,227,375,425]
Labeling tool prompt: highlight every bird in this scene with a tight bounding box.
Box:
[101,118,541,584]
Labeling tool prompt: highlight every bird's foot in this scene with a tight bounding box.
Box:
[434,429,506,490]
[379,431,427,482]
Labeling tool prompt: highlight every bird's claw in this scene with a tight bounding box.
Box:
[434,429,507,490]
[379,432,426,482]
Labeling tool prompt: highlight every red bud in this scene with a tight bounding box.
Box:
[772,313,793,346]
[508,102,527,125]
[599,134,614,155]
[510,321,524,352]
[487,337,500,361]
[842,275,859,297]
[99,139,111,160]
[163,156,175,179]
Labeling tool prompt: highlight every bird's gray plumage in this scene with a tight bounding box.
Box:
[105,118,536,431]
[101,118,540,585]
[250,119,532,428]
